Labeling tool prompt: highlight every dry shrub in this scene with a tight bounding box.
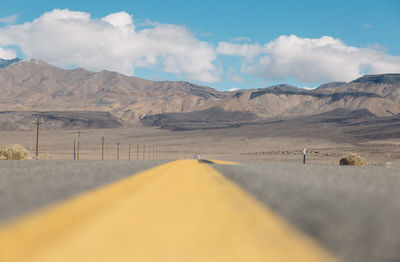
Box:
[38,154,52,160]
[0,144,30,160]
[339,153,367,166]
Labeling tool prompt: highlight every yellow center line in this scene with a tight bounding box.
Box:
[0,160,340,262]
[206,159,238,165]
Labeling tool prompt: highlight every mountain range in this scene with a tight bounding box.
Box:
[0,58,21,69]
[0,58,399,130]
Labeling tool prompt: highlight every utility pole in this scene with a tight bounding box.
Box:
[117,141,120,160]
[74,140,76,160]
[101,136,105,160]
[77,127,81,160]
[128,143,131,160]
[34,117,42,160]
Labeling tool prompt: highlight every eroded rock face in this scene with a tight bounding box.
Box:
[0,59,399,124]
[339,153,367,166]
[0,111,124,131]
[0,60,226,123]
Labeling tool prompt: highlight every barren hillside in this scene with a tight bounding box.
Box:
[0,59,399,127]
[0,59,226,122]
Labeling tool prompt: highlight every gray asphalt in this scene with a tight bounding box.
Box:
[0,160,166,222]
[1,160,399,262]
[214,162,400,262]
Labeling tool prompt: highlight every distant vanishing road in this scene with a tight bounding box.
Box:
[0,160,399,262]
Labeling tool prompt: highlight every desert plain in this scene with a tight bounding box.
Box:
[1,119,399,167]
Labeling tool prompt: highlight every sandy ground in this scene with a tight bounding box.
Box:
[0,125,399,167]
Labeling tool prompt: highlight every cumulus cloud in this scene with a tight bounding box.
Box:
[0,9,219,82]
[217,42,263,60]
[218,35,400,83]
[0,14,18,25]
[0,47,16,59]
[1,10,399,85]
[231,36,252,43]
[364,24,374,29]
[226,66,246,83]
[101,12,133,27]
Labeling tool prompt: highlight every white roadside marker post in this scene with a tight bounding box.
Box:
[303,148,306,164]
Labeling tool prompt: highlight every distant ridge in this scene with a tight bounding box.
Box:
[351,74,400,84]
[0,59,226,122]
[0,58,21,69]
[0,59,399,127]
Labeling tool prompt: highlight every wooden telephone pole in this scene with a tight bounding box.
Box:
[77,127,81,160]
[117,141,120,160]
[34,117,42,160]
[101,136,105,160]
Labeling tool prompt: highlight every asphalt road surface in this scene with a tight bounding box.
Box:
[214,162,400,262]
[1,160,399,262]
[0,160,166,221]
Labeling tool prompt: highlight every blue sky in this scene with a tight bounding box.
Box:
[0,0,399,90]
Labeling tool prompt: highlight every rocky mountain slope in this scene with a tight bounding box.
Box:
[316,74,400,102]
[0,58,20,69]
[0,59,399,127]
[0,111,122,130]
[0,59,226,122]
[212,82,400,119]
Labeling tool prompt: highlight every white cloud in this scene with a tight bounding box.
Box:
[1,10,399,85]
[218,35,400,83]
[0,14,18,25]
[228,74,246,83]
[101,12,133,27]
[0,47,16,59]
[0,9,219,82]
[217,42,263,60]
[226,66,246,83]
[231,36,251,43]
[364,24,374,29]
[228,87,239,91]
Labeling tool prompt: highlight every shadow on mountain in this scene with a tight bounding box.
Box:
[140,107,400,141]
[141,107,257,131]
[0,111,123,130]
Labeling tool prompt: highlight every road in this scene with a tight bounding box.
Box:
[0,160,167,222]
[215,162,400,262]
[0,160,399,262]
